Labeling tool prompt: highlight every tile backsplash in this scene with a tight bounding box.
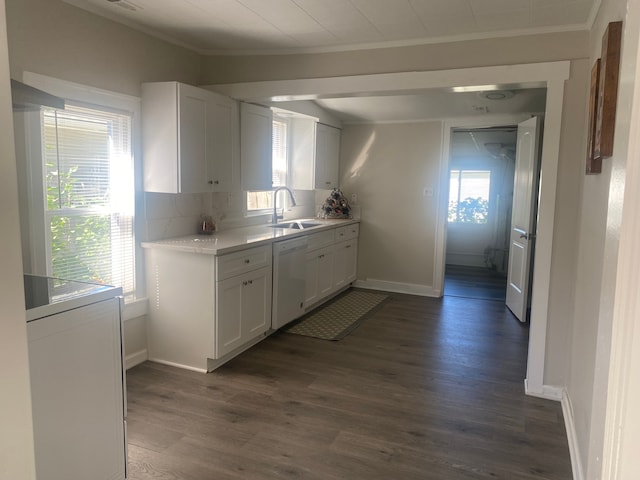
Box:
[142,189,318,241]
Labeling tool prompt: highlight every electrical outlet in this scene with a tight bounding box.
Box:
[351,193,358,204]
[423,187,434,197]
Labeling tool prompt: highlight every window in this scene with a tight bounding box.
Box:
[41,104,136,298]
[448,169,491,224]
[246,117,288,212]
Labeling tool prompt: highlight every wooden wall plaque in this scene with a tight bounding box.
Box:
[593,21,623,159]
[586,58,602,174]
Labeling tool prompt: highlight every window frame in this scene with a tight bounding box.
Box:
[21,72,145,319]
[447,168,492,224]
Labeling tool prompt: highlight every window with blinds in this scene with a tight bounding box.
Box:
[42,104,136,298]
[246,117,288,211]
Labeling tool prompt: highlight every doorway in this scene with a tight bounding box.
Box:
[444,126,517,302]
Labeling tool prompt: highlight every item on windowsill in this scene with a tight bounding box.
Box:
[320,188,351,219]
[197,215,216,235]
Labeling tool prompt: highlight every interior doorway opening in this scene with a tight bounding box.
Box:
[444,126,517,302]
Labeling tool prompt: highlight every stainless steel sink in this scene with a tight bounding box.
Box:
[269,221,321,229]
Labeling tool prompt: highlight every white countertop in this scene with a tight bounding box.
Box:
[141,218,359,255]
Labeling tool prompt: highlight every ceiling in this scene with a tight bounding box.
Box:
[63,0,598,55]
[313,88,546,123]
[61,1,556,122]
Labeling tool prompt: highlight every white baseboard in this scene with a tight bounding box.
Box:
[561,389,585,480]
[146,356,208,373]
[125,348,148,370]
[353,279,440,297]
[524,379,564,401]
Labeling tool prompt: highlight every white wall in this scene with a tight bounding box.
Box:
[0,0,36,476]
[5,0,204,369]
[5,0,201,96]
[339,121,443,295]
[569,0,640,476]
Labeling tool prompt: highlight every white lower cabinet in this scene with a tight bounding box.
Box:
[305,245,335,308]
[216,266,271,358]
[145,245,272,372]
[333,238,358,290]
[144,223,359,372]
[28,297,126,480]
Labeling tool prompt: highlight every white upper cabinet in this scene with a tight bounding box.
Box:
[290,120,341,191]
[314,123,340,189]
[142,82,236,193]
[240,102,273,191]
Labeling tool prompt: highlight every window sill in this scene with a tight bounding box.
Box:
[122,297,148,322]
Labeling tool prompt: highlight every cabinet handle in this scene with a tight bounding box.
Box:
[214,180,219,185]
[346,245,351,249]
[208,180,213,185]
[243,281,248,286]
[244,259,250,264]
[248,280,253,285]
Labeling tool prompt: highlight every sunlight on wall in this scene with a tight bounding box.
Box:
[349,131,376,178]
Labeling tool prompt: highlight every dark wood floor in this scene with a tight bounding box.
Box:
[126,292,571,480]
[445,265,508,302]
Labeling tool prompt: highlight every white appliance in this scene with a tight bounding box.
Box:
[272,236,308,329]
[25,275,127,480]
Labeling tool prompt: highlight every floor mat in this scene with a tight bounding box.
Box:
[284,290,389,340]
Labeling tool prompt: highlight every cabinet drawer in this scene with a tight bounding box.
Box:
[216,245,271,281]
[306,229,335,252]
[335,223,359,242]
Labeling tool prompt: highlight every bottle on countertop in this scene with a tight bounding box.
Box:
[197,215,216,235]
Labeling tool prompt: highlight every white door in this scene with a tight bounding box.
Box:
[506,117,542,322]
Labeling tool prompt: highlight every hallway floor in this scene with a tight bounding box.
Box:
[126,292,571,479]
[445,264,508,302]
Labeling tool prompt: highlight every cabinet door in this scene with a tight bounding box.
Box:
[142,82,235,193]
[216,275,243,358]
[315,123,340,189]
[207,93,236,192]
[178,84,209,193]
[216,266,272,359]
[242,266,272,338]
[317,245,335,299]
[240,102,273,191]
[334,239,358,290]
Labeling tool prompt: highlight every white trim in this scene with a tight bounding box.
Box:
[525,73,568,395]
[124,349,148,370]
[354,279,440,297]
[21,72,140,111]
[147,357,208,374]
[524,379,564,401]
[601,3,640,477]
[208,62,569,102]
[561,389,585,480]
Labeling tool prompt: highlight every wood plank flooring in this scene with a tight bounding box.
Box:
[445,265,507,301]
[126,292,572,480]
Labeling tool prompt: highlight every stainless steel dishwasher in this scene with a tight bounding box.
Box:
[272,235,308,329]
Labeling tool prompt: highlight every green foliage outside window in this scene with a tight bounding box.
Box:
[448,197,489,224]
[46,162,112,284]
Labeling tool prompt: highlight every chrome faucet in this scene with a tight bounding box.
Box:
[272,186,297,224]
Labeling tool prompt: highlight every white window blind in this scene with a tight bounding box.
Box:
[247,117,289,211]
[42,104,136,298]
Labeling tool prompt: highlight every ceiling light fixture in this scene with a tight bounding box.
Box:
[477,90,515,101]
